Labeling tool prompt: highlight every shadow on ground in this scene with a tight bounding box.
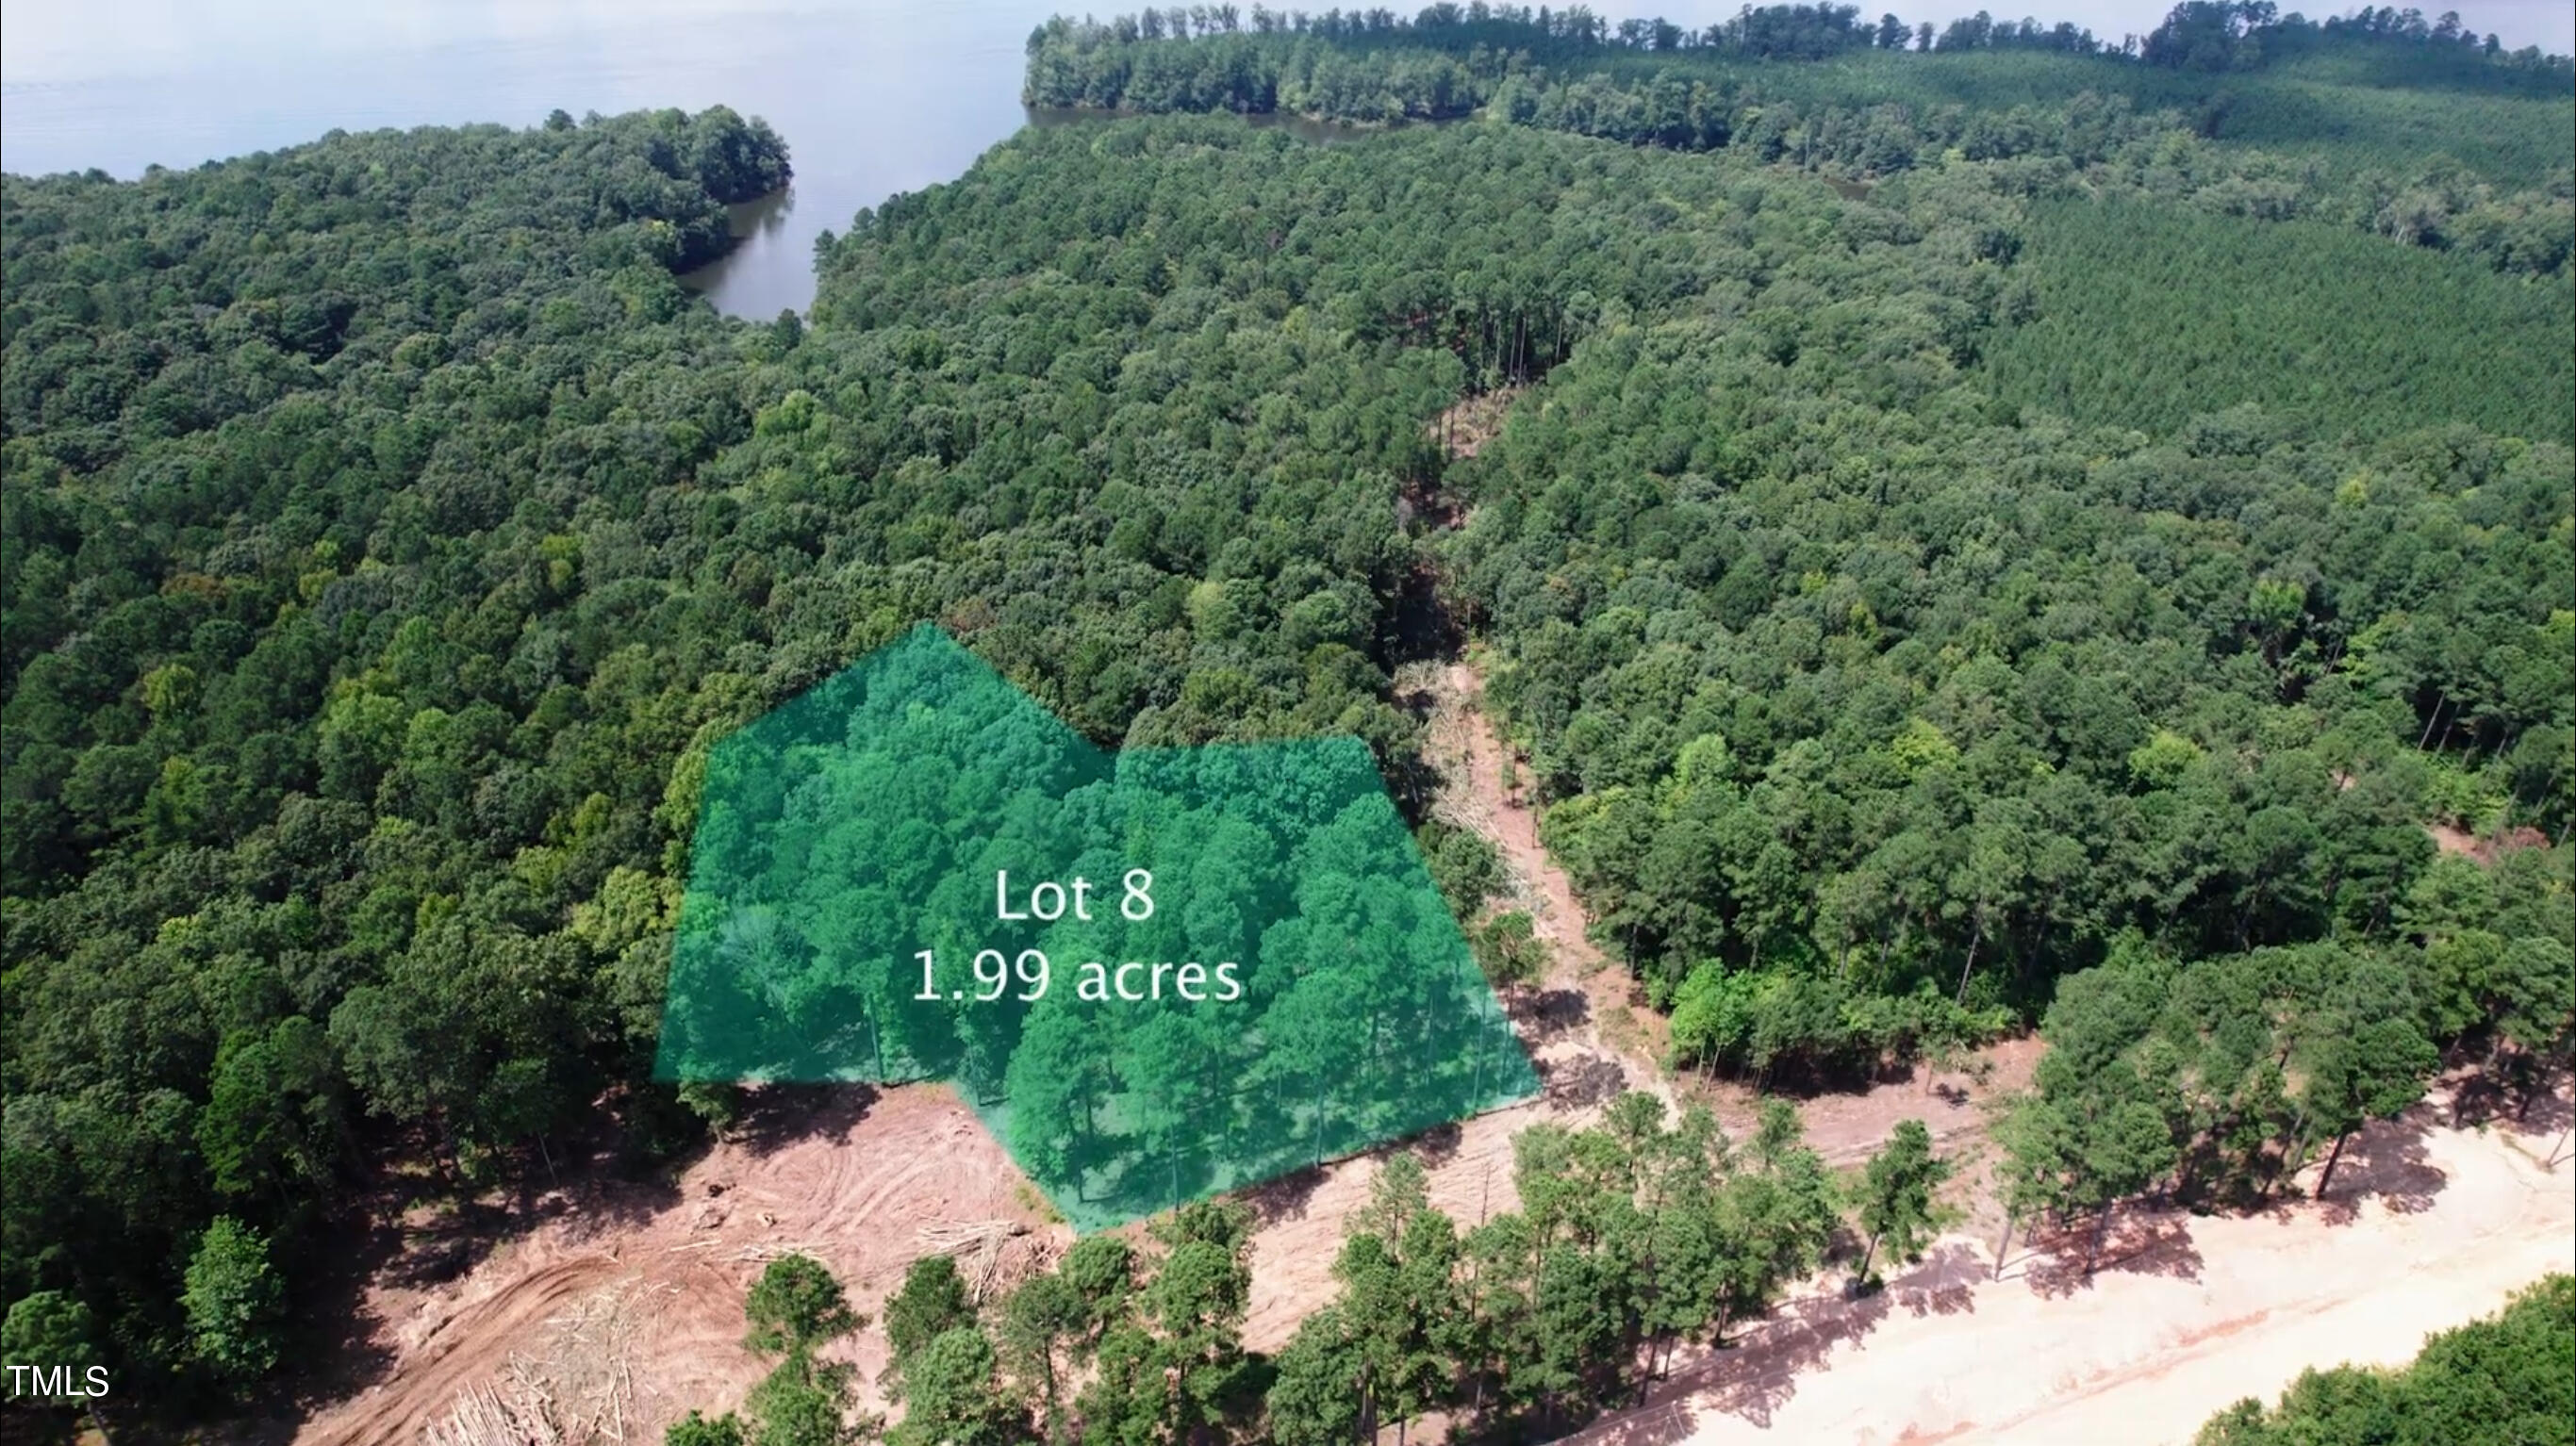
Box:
[2450,1059,2572,1154]
[2017,1204,2206,1300]
[1887,1241,1984,1319]
[1544,1245,1975,1443]
[2310,1101,2448,1224]
[731,1081,881,1160]
[1511,984,1592,1044]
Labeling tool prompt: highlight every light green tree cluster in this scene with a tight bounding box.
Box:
[1269,1093,1864,1440]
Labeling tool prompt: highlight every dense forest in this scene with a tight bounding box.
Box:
[2195,1273,2575,1445]
[2,2,2571,1438]
[1023,3,2576,277]
[1985,195,2571,440]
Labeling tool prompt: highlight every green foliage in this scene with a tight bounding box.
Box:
[1991,927,2527,1261]
[0,1291,104,1402]
[997,1271,1084,1438]
[1855,1118,1953,1282]
[2195,1273,2575,1445]
[883,1255,977,1376]
[1419,820,1505,917]
[180,1216,283,1386]
[1265,1304,1365,1446]
[1671,966,2013,1085]
[1262,1093,1845,1438]
[744,1254,862,1358]
[666,1410,748,1446]
[732,1254,868,1446]
[1989,197,2575,444]
[745,1355,865,1446]
[886,1327,1022,1446]
[1055,1235,1137,1342]
[1469,910,1547,995]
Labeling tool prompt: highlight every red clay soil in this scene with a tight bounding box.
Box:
[2426,819,2551,863]
[293,1087,1058,1445]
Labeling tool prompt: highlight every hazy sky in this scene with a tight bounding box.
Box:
[5,0,2570,82]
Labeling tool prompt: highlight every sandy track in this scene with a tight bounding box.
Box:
[1543,1093,2573,1446]
[1401,657,1688,1099]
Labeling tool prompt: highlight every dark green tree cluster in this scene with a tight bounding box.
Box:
[1023,8,2575,275]
[2194,1273,2574,1446]
[667,1252,871,1446]
[1267,1095,1892,1439]
[1996,859,2570,1274]
[3,105,794,1411]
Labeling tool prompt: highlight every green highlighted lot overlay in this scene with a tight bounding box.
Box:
[656,625,1538,1230]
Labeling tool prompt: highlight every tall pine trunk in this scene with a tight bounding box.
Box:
[2314,1128,2352,1199]
[2085,1198,2115,1274]
[1953,912,1984,1006]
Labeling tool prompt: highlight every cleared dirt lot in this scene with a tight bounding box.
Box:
[293,1087,1057,1445]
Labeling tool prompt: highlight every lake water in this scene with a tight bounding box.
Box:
[0,0,1064,318]
[0,0,1474,321]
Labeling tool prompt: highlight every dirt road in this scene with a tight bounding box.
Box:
[1552,1093,2573,1446]
[1401,657,1676,1088]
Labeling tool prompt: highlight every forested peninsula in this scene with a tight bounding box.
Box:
[2,5,2570,1440]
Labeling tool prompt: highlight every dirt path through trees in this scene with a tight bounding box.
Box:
[1395,654,2037,1162]
[1399,657,1676,1093]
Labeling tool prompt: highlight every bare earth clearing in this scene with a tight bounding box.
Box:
[289,660,2568,1446]
[294,1089,1055,1445]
